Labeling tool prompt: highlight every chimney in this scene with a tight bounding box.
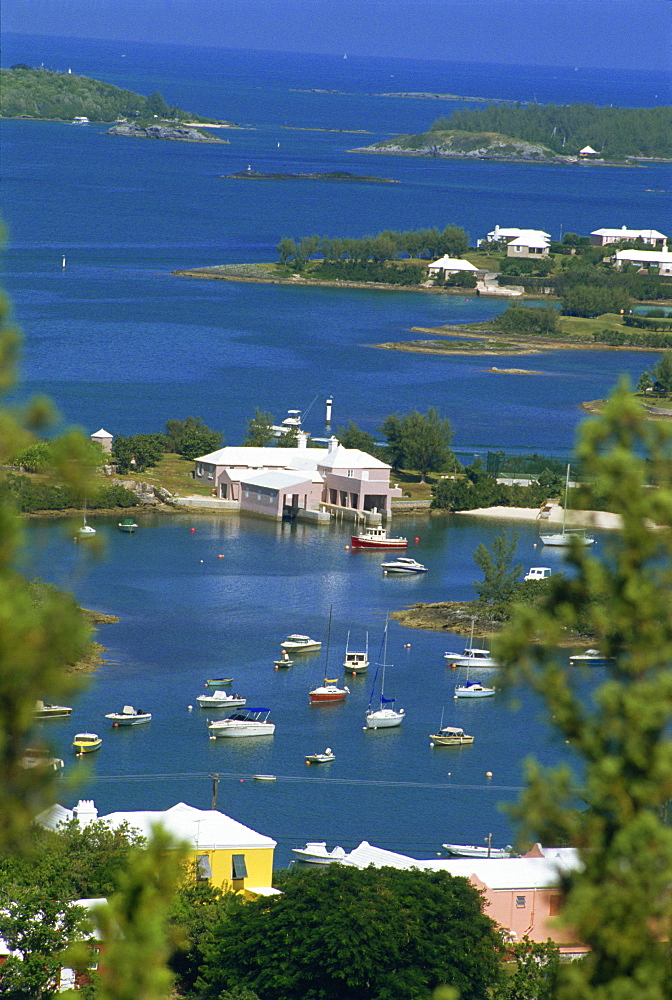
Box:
[297,431,308,450]
[328,436,338,455]
[74,799,98,827]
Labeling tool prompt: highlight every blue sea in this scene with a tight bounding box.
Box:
[2,34,671,863]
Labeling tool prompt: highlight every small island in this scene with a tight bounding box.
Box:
[107,123,228,143]
[224,169,398,183]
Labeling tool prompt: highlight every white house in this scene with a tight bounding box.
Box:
[427,255,479,279]
[194,437,402,520]
[612,247,672,275]
[484,225,551,245]
[590,226,668,248]
[506,231,551,257]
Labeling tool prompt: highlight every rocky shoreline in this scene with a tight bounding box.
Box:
[106,123,228,143]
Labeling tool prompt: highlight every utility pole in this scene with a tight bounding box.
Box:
[211,773,220,810]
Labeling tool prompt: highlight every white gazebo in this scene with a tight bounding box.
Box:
[428,255,479,279]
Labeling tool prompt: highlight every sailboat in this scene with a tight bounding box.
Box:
[454,668,496,699]
[309,609,350,703]
[78,499,96,536]
[539,465,595,546]
[365,619,405,729]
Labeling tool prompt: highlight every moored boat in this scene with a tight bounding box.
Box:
[72,732,102,754]
[118,518,138,533]
[365,619,404,729]
[569,648,611,665]
[343,630,369,674]
[280,634,322,653]
[443,842,512,859]
[207,708,275,738]
[204,677,234,687]
[34,700,72,719]
[350,524,407,549]
[305,747,335,764]
[538,465,595,547]
[196,691,246,709]
[309,679,350,703]
[444,617,498,668]
[104,705,152,725]
[454,680,496,699]
[429,725,474,747]
[292,841,347,864]
[20,747,64,771]
[381,557,427,574]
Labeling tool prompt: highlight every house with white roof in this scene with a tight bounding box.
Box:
[194,436,402,521]
[337,840,585,955]
[484,225,552,245]
[612,246,672,276]
[37,800,278,897]
[506,231,551,258]
[590,226,668,248]
[427,255,480,279]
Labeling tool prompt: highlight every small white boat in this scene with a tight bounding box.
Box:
[350,524,407,549]
[569,648,611,665]
[305,748,335,764]
[444,618,498,668]
[381,557,427,574]
[274,651,293,668]
[253,774,277,782]
[365,619,405,729]
[443,842,512,859]
[280,634,322,653]
[292,841,347,864]
[197,690,246,708]
[309,679,349,703]
[72,732,102,754]
[204,677,234,687]
[207,708,275,738]
[34,700,72,719]
[343,631,369,674]
[524,566,552,582]
[105,705,152,725]
[78,501,96,537]
[454,680,496,699]
[430,725,474,747]
[538,465,595,547]
[118,518,138,533]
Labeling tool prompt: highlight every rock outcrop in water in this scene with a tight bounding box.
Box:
[106,123,227,143]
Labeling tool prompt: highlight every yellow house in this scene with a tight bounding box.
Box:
[37,799,278,897]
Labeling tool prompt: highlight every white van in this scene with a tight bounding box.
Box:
[524,567,552,582]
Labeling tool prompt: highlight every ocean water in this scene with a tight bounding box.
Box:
[1,35,669,861]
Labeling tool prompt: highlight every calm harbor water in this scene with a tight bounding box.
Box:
[2,34,667,860]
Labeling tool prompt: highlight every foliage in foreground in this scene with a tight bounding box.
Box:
[497,379,672,999]
[198,864,502,1000]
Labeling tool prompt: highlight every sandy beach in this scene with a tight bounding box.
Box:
[455,503,623,531]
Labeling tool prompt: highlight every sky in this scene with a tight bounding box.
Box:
[2,0,671,70]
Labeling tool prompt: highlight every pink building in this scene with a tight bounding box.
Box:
[194,437,402,521]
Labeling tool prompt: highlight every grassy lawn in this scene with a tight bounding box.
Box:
[123,453,212,496]
[557,312,629,338]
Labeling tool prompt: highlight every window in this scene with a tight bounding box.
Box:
[549,893,561,916]
[196,854,213,879]
[516,895,526,908]
[347,469,354,478]
[232,854,248,880]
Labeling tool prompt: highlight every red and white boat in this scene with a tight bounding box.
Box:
[309,678,350,703]
[350,524,407,549]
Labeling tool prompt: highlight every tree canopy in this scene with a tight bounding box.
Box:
[198,865,502,1000]
[381,407,454,481]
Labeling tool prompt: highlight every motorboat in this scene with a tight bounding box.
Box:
[454,680,496,699]
[196,691,246,709]
[104,705,152,725]
[204,677,234,687]
[253,774,277,781]
[524,566,552,582]
[365,619,405,729]
[569,648,611,665]
[207,708,275,738]
[443,842,512,859]
[429,725,474,747]
[538,464,595,547]
[34,700,72,719]
[72,732,102,754]
[280,634,322,654]
[381,557,427,574]
[444,647,498,668]
[20,747,64,772]
[350,524,407,549]
[309,679,349,703]
[305,748,335,764]
[274,650,293,669]
[292,841,347,864]
[343,631,369,674]
[444,617,498,668]
[118,518,138,533]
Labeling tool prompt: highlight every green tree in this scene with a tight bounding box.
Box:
[334,420,380,457]
[168,872,231,998]
[11,440,52,472]
[379,412,405,471]
[276,237,297,266]
[497,379,672,1000]
[243,408,275,446]
[400,407,454,482]
[164,416,222,459]
[651,350,672,392]
[111,433,165,473]
[493,937,560,1000]
[198,865,501,1000]
[473,529,522,603]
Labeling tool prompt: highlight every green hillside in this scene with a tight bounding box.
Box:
[0,65,215,124]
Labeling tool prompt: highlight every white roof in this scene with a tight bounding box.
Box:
[614,248,672,263]
[341,840,429,870]
[488,226,551,240]
[242,469,315,490]
[508,233,551,248]
[317,443,390,471]
[91,427,113,438]
[579,145,599,154]
[198,443,390,473]
[428,255,479,271]
[592,227,667,240]
[37,800,276,851]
